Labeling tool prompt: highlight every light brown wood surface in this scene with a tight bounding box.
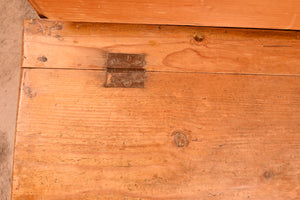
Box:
[12,19,300,199]
[28,0,300,30]
[13,68,300,200]
[23,20,300,75]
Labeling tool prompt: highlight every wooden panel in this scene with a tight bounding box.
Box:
[28,0,300,30]
[23,19,300,75]
[12,68,300,200]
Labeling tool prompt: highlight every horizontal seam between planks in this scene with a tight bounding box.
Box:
[21,66,300,77]
[26,19,300,32]
[25,18,300,32]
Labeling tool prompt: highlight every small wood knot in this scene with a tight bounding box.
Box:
[263,170,274,180]
[173,131,189,147]
[193,33,204,42]
[37,56,47,62]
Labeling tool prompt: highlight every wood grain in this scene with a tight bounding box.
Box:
[27,0,300,30]
[23,19,300,75]
[15,19,300,199]
[12,68,300,200]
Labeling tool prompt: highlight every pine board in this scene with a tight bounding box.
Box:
[12,68,300,200]
[28,0,300,30]
[23,20,300,75]
[12,19,300,200]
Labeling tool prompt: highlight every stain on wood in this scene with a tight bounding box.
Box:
[22,86,37,98]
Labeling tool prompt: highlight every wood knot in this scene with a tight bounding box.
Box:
[37,56,47,62]
[263,170,274,180]
[193,33,205,42]
[173,131,189,147]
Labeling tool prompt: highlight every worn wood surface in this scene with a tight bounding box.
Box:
[12,19,300,199]
[23,20,300,75]
[28,0,300,30]
[12,68,300,200]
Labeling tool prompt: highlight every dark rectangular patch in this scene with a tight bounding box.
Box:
[106,69,145,88]
[106,53,146,88]
[107,53,146,69]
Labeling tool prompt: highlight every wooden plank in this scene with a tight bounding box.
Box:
[27,0,300,30]
[27,0,44,17]
[23,19,300,75]
[12,68,300,200]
